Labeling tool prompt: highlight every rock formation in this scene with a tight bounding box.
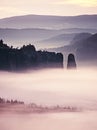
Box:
[67,53,77,69]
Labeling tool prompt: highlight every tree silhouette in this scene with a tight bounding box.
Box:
[0,40,63,71]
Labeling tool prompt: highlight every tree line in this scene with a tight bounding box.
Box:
[0,40,63,71]
[0,97,24,105]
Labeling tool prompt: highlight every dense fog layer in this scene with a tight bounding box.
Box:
[0,68,97,130]
[0,112,97,130]
[0,68,97,109]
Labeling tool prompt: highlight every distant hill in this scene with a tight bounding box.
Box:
[47,33,97,65]
[0,14,97,49]
[0,28,60,48]
[38,33,76,48]
[0,14,97,29]
[0,28,97,49]
[71,33,92,45]
[47,33,92,52]
[0,14,97,66]
[75,33,97,62]
[60,28,97,34]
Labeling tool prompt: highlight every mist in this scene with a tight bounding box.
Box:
[0,67,97,108]
[0,67,97,130]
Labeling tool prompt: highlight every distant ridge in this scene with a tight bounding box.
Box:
[1,14,97,20]
[0,28,97,48]
[0,14,97,29]
[47,33,97,65]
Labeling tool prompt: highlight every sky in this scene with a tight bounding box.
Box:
[0,0,97,18]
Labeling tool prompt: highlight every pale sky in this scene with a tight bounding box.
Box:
[0,0,97,18]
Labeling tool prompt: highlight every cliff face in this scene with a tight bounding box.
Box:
[0,40,63,71]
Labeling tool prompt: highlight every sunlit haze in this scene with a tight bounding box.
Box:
[0,0,97,18]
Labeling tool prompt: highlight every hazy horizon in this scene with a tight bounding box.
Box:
[0,13,97,19]
[0,0,97,18]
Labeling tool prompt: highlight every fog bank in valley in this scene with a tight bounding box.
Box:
[0,68,97,108]
[0,67,97,130]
